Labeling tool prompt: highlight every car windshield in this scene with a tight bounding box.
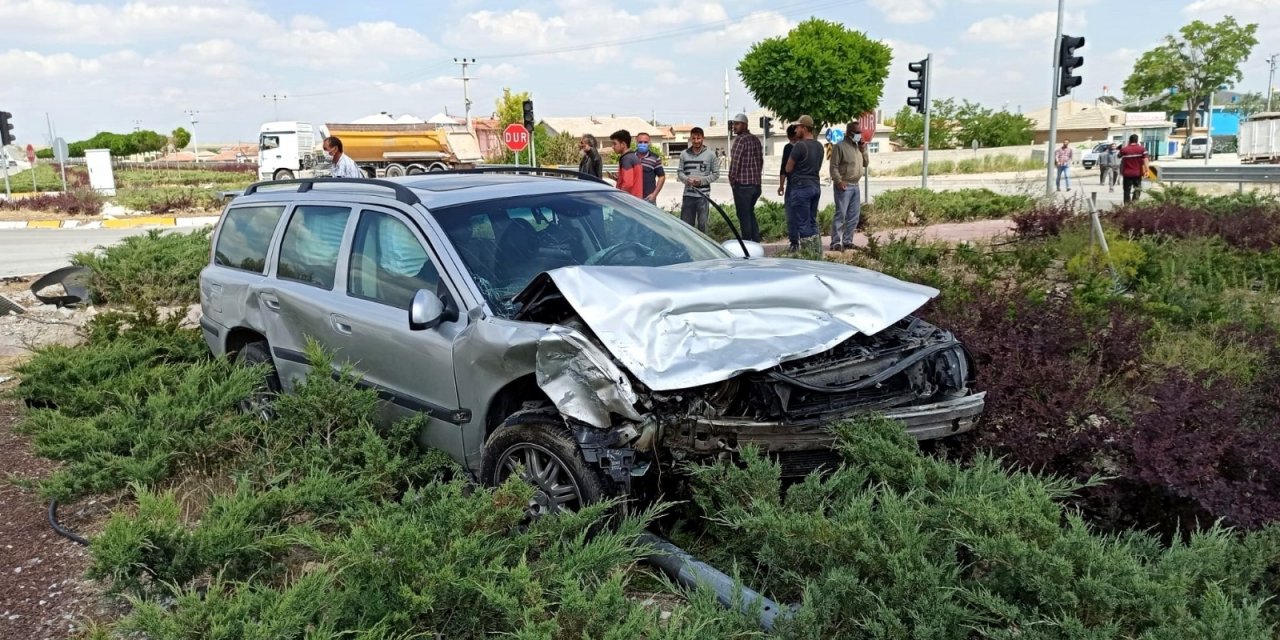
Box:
[1093,144,1110,152]
[431,189,731,317]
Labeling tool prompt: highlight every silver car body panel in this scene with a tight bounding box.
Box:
[534,259,939,391]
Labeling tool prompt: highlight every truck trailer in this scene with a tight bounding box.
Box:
[257,121,484,181]
[1239,113,1280,165]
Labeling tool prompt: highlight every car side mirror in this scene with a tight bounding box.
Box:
[722,239,766,259]
[409,289,446,331]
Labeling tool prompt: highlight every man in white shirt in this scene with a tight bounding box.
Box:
[323,136,363,179]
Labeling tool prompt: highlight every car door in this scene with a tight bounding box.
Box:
[259,202,355,390]
[324,206,468,458]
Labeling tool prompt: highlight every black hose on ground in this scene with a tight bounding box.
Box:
[48,500,90,546]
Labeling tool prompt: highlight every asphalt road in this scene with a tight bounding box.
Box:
[0,228,154,277]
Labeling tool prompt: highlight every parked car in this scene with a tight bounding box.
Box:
[1182,136,1212,159]
[200,171,985,515]
[1081,142,1110,169]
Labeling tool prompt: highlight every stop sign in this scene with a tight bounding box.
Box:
[858,112,876,143]
[25,144,35,164]
[503,123,530,152]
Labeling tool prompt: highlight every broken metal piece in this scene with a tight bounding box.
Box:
[30,265,92,308]
[0,293,24,317]
[534,324,643,429]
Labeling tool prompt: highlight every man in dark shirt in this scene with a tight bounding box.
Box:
[728,113,764,242]
[778,124,800,248]
[577,134,602,178]
[1118,134,1149,204]
[635,132,666,203]
[784,115,823,252]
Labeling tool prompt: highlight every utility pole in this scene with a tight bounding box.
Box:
[1045,0,1066,196]
[263,94,287,120]
[1267,53,1278,113]
[723,69,729,140]
[453,58,475,131]
[184,109,200,163]
[132,119,142,132]
[922,54,933,189]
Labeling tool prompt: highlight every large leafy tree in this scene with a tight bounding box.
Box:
[494,87,531,128]
[738,18,891,128]
[171,127,192,151]
[955,101,1034,148]
[1225,91,1268,119]
[892,100,959,150]
[1122,17,1258,143]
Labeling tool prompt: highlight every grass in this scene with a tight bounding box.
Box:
[881,154,1044,177]
[867,187,1037,227]
[114,186,224,214]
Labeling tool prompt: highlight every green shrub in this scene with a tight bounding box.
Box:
[0,188,104,216]
[72,228,211,306]
[868,187,1034,227]
[115,187,223,213]
[1065,238,1148,281]
[115,167,255,189]
[3,164,89,193]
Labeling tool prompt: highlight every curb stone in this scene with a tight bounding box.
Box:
[0,216,219,230]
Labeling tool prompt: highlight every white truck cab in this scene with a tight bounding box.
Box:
[258,121,324,181]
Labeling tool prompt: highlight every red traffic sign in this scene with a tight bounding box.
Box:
[25,144,35,164]
[858,112,876,143]
[503,123,530,152]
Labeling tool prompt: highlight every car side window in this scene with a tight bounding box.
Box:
[214,205,285,274]
[277,205,350,289]
[347,210,441,310]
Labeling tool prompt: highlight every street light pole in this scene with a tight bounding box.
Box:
[184,110,200,163]
[1045,0,1065,196]
[1267,54,1278,113]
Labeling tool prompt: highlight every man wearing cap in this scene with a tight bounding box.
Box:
[783,115,823,252]
[728,113,764,242]
[828,121,869,251]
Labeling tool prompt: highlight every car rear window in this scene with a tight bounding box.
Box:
[214,205,286,274]
[277,205,351,289]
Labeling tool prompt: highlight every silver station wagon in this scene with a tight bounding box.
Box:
[200,171,985,515]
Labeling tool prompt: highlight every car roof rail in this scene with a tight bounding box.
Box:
[241,177,421,205]
[428,165,609,184]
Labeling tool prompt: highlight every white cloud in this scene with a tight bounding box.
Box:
[0,0,278,45]
[259,21,440,70]
[962,11,1087,46]
[868,0,942,25]
[289,14,327,31]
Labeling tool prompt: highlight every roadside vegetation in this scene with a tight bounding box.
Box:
[878,153,1043,177]
[1,164,250,217]
[71,228,211,307]
[9,189,1280,636]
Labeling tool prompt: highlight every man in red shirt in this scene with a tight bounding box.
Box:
[610,130,644,198]
[1118,134,1149,204]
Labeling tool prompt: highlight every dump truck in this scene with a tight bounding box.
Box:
[257,120,484,181]
[1239,112,1280,164]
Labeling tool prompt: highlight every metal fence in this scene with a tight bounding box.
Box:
[1157,165,1280,192]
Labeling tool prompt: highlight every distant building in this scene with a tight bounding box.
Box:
[1025,99,1174,157]
[1172,90,1244,137]
[539,116,667,147]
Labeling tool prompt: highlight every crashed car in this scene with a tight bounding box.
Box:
[199,171,984,515]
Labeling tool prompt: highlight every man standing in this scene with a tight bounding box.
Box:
[578,134,602,179]
[635,132,666,204]
[1055,140,1073,191]
[778,124,799,248]
[610,130,644,198]
[323,136,363,179]
[1119,134,1149,204]
[828,121,869,252]
[728,113,763,242]
[677,127,719,232]
[784,115,823,253]
[1099,143,1119,192]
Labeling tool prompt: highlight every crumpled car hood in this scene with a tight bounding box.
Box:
[519,258,938,392]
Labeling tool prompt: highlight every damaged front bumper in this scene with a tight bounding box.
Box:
[664,391,987,455]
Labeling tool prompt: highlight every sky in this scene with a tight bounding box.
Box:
[1,0,1277,144]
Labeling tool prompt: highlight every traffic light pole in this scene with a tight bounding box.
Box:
[1045,0,1065,196]
[922,53,932,190]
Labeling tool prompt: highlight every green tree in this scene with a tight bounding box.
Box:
[1225,91,1267,118]
[892,99,959,150]
[1122,17,1258,145]
[954,101,1034,148]
[495,87,531,128]
[171,126,192,151]
[738,18,891,128]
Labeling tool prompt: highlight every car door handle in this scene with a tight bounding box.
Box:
[261,294,281,311]
[331,314,353,335]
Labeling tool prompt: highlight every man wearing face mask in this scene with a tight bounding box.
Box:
[323,136,363,178]
[635,132,666,204]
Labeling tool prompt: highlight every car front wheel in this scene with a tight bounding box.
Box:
[481,413,607,517]
[235,340,281,421]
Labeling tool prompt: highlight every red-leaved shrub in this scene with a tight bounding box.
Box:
[1011,201,1075,239]
[1114,204,1280,251]
[0,188,103,216]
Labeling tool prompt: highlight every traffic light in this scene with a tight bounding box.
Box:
[0,112,13,146]
[907,59,928,114]
[760,116,773,137]
[1057,35,1085,98]
[522,99,535,133]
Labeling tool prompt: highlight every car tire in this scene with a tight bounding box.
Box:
[235,340,281,421]
[273,169,294,181]
[481,413,608,517]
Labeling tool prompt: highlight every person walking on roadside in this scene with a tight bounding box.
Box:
[1055,140,1073,191]
[323,136,362,178]
[677,127,719,232]
[784,115,823,253]
[728,113,764,242]
[610,130,644,198]
[828,121,869,252]
[635,132,666,204]
[1119,134,1149,204]
[578,134,602,179]
[1099,143,1120,192]
[779,124,799,247]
